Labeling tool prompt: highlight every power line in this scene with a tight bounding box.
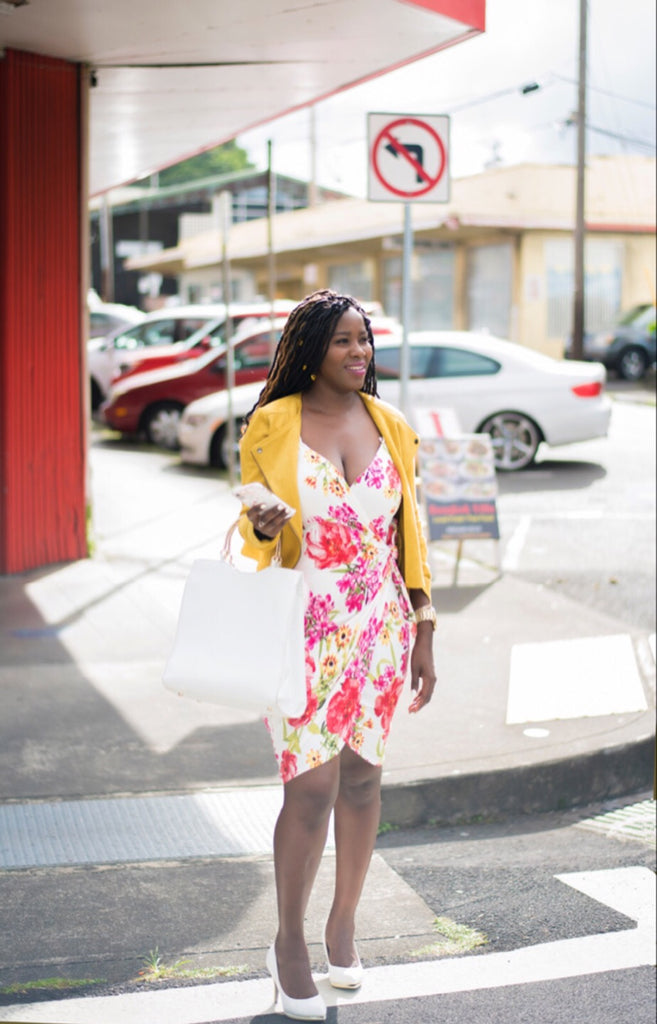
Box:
[563,115,656,149]
[551,72,656,111]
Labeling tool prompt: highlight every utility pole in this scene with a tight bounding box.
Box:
[218,191,236,486]
[399,203,413,418]
[571,0,588,360]
[308,105,318,208]
[267,139,277,362]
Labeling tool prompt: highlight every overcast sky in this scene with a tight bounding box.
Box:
[238,0,656,195]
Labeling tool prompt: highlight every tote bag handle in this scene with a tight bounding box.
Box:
[221,517,283,567]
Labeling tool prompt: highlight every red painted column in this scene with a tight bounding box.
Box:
[0,49,87,573]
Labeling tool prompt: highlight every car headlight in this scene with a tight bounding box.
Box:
[183,413,211,427]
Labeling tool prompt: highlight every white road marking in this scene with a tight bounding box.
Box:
[502,514,531,571]
[1,867,653,1024]
[506,634,648,723]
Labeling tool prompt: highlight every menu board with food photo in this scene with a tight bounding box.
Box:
[417,435,500,542]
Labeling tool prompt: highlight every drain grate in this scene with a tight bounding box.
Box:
[0,788,327,869]
[576,799,656,848]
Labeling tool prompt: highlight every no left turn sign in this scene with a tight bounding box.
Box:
[367,112,450,203]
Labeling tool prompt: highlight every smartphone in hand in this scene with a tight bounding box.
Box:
[232,482,295,518]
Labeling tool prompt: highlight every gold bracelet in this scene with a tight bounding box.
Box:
[415,605,437,630]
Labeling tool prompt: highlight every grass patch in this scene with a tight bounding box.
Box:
[411,916,488,957]
[0,977,105,995]
[136,948,248,984]
[377,821,400,836]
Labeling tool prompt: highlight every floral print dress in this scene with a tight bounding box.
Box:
[265,437,416,783]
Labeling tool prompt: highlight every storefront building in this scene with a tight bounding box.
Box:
[128,156,656,358]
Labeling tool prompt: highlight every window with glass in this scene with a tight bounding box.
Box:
[545,238,623,338]
[382,247,455,329]
[375,346,437,378]
[233,332,275,370]
[113,320,177,350]
[466,243,513,338]
[374,344,499,379]
[327,262,373,303]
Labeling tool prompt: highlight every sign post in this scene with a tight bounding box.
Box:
[367,113,450,416]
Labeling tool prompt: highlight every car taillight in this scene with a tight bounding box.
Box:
[572,381,602,397]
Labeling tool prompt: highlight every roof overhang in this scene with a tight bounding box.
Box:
[0,0,485,196]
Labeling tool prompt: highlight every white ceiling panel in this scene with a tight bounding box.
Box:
[0,0,484,194]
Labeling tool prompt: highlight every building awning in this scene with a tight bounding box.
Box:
[0,0,485,196]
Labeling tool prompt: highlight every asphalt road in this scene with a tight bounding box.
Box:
[496,394,656,634]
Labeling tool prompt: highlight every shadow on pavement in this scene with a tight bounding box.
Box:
[0,578,277,801]
[497,459,607,494]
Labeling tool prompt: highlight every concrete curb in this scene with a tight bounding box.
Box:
[380,734,656,828]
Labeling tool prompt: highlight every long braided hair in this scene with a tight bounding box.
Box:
[244,290,378,424]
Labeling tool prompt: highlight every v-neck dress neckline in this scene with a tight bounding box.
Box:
[299,437,384,490]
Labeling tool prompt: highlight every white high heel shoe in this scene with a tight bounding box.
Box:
[266,944,326,1022]
[323,931,363,989]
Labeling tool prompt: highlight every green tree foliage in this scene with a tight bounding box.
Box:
[158,140,254,186]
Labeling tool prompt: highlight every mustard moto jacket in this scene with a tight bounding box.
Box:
[237,392,432,600]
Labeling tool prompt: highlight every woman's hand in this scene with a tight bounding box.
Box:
[246,503,292,540]
[409,621,436,713]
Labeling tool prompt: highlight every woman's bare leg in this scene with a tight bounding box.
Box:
[324,745,382,967]
[273,756,340,998]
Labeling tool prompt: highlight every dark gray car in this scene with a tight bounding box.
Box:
[569,304,656,381]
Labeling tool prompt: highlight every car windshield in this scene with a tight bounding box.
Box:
[617,304,657,328]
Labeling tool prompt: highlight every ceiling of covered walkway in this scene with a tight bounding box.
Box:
[0,0,484,195]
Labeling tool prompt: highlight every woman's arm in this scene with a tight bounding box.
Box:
[407,587,437,713]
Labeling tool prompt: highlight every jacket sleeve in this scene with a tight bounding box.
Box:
[236,415,280,568]
[401,424,432,599]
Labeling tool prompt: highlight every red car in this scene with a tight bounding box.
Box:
[101,319,289,448]
[101,315,401,449]
[112,300,296,385]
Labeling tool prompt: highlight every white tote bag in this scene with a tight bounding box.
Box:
[162,521,307,717]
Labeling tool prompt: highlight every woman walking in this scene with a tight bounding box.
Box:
[238,289,436,1020]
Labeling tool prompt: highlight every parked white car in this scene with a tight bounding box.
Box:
[178,331,612,471]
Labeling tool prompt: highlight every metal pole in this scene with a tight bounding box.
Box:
[99,193,114,302]
[399,203,413,417]
[219,191,236,486]
[308,105,318,208]
[571,0,588,360]
[267,140,277,362]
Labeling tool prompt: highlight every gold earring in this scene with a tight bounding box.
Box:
[310,373,316,381]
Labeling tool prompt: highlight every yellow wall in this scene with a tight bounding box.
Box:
[622,234,657,308]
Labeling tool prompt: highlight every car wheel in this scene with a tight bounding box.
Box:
[212,420,242,469]
[143,402,184,449]
[616,347,647,381]
[478,412,542,471]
